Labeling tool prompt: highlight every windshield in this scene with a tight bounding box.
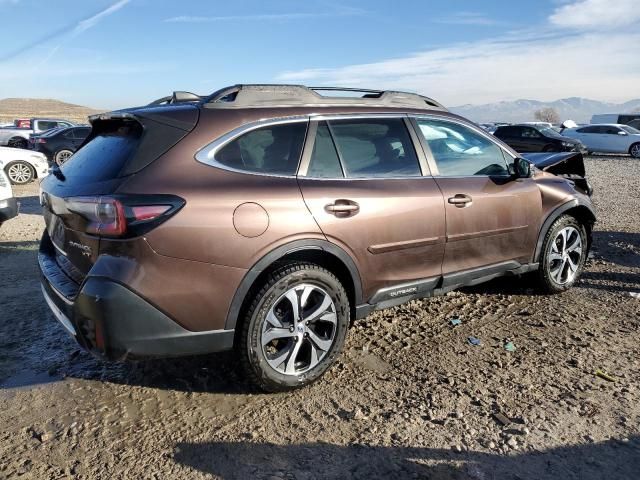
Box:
[621,125,640,134]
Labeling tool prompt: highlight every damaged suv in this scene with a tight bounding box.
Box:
[38,85,595,391]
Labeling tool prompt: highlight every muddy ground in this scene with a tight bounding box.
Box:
[1,156,639,480]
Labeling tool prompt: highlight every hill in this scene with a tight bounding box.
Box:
[450,97,640,124]
[0,98,105,125]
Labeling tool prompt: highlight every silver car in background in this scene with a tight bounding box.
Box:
[562,124,640,158]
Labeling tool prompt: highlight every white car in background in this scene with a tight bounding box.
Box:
[0,147,49,184]
[0,168,18,226]
[562,124,640,158]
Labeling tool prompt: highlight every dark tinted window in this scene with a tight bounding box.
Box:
[38,121,59,131]
[215,122,307,175]
[63,129,75,139]
[576,126,602,134]
[60,123,141,181]
[602,126,621,135]
[494,126,520,137]
[307,122,343,178]
[417,119,509,176]
[521,127,541,138]
[327,118,420,178]
[73,127,91,139]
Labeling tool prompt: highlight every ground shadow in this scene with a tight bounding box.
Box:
[173,437,640,480]
[15,195,41,215]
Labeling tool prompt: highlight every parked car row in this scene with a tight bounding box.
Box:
[0,117,76,149]
[0,146,50,184]
[0,167,17,226]
[480,121,640,157]
[29,126,91,165]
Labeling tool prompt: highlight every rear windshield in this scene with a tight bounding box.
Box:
[60,122,141,182]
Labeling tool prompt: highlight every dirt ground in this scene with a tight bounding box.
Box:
[1,156,639,480]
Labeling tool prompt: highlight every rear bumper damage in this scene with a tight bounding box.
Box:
[38,231,234,360]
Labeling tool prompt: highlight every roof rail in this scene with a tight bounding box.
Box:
[148,91,203,106]
[202,84,446,111]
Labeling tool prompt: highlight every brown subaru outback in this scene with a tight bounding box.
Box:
[39,85,595,391]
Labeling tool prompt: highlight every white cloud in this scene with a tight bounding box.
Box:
[277,31,640,106]
[549,0,640,29]
[74,0,130,34]
[434,11,499,26]
[165,6,363,23]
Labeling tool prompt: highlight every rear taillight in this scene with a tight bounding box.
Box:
[36,138,47,144]
[64,195,183,238]
[66,197,127,236]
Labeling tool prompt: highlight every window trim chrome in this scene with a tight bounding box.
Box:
[194,115,310,178]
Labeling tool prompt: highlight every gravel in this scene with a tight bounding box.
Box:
[1,154,639,479]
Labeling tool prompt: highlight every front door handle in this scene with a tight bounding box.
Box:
[447,194,472,208]
[325,199,360,217]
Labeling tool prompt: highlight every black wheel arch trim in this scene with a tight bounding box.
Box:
[533,198,595,262]
[224,239,363,331]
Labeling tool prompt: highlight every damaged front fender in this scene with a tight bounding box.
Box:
[521,151,593,196]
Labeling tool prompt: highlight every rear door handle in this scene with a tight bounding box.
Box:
[325,199,360,217]
[447,194,472,207]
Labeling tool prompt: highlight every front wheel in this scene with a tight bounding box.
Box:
[629,143,640,159]
[238,262,350,392]
[537,215,587,293]
[7,137,27,149]
[5,161,35,185]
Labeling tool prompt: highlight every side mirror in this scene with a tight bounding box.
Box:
[617,131,628,136]
[513,158,532,178]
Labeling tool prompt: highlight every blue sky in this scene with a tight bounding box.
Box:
[0,0,638,109]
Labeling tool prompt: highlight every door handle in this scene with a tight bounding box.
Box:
[325,199,360,217]
[447,194,472,208]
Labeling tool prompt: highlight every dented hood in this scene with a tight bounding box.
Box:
[521,151,586,177]
[522,151,592,196]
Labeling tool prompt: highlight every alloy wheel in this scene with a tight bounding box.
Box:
[547,226,582,285]
[56,150,73,165]
[631,144,640,158]
[7,163,33,184]
[260,283,337,375]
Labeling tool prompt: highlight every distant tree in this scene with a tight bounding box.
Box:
[534,107,560,124]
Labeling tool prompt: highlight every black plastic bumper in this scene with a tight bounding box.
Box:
[38,238,235,360]
[0,197,18,222]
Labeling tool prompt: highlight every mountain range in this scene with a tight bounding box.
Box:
[451,97,640,124]
[2,96,640,126]
[0,98,104,124]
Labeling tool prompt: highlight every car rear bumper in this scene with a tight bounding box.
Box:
[38,233,235,360]
[0,197,18,222]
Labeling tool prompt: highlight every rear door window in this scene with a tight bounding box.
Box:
[215,122,307,175]
[416,118,509,176]
[307,118,421,178]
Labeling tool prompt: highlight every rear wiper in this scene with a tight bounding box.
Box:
[52,164,65,181]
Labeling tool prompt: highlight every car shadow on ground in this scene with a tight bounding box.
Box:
[172,436,640,480]
[15,195,41,215]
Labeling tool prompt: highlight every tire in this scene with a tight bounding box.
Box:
[537,214,587,293]
[238,262,350,392]
[7,137,27,149]
[54,149,74,166]
[5,161,35,185]
[629,143,640,159]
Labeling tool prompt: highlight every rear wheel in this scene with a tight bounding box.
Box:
[629,143,640,159]
[5,161,34,185]
[54,149,74,166]
[7,137,27,149]
[537,215,587,293]
[238,262,350,392]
